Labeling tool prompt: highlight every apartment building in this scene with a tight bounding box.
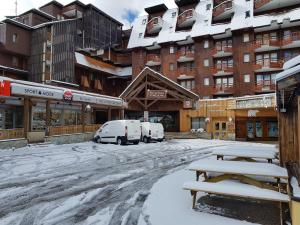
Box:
[128,0,300,99]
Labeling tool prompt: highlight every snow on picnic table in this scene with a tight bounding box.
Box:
[0,139,277,225]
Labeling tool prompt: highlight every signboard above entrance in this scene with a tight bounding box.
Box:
[0,80,10,97]
[146,90,167,99]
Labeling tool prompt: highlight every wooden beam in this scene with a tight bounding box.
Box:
[46,100,51,136]
[146,100,158,108]
[23,98,30,138]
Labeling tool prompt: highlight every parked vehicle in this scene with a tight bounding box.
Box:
[94,120,141,145]
[141,122,164,143]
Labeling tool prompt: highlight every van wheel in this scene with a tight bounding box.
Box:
[143,136,149,143]
[96,137,101,143]
[117,138,123,145]
[133,141,139,145]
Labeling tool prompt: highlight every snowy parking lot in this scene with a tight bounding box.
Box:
[0,139,277,225]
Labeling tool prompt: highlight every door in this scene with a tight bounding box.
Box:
[213,121,227,140]
[247,120,263,140]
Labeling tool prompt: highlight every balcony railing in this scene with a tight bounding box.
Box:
[213,0,233,18]
[146,17,163,35]
[255,82,276,92]
[178,67,196,77]
[177,50,195,62]
[177,9,196,28]
[146,54,161,66]
[211,46,233,57]
[210,65,234,75]
[214,85,234,94]
[0,128,25,140]
[253,60,283,71]
[253,39,281,51]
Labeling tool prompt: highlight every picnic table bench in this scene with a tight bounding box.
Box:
[212,148,277,163]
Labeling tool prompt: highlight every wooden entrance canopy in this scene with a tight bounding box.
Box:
[120,67,199,111]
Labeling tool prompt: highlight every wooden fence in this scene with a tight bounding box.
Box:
[48,124,101,136]
[0,128,25,140]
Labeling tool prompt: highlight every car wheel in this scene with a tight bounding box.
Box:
[96,137,101,143]
[143,136,149,143]
[117,137,123,145]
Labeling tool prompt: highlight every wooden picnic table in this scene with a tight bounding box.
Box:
[212,148,278,163]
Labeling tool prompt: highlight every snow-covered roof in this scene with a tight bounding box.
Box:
[128,0,300,49]
[276,56,300,81]
[75,52,132,77]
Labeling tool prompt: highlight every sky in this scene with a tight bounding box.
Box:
[0,0,177,28]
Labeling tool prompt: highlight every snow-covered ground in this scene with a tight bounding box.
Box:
[0,139,277,225]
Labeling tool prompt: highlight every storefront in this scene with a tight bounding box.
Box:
[120,67,199,132]
[0,77,125,142]
[180,93,278,141]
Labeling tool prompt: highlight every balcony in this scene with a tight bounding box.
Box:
[255,82,276,93]
[213,85,234,95]
[211,46,233,58]
[146,17,163,35]
[177,67,196,77]
[254,0,299,13]
[177,50,195,63]
[177,9,197,29]
[253,60,283,72]
[282,32,300,49]
[213,0,234,21]
[253,39,281,52]
[210,65,234,76]
[146,54,161,66]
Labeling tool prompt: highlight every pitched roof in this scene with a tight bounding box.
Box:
[120,67,199,100]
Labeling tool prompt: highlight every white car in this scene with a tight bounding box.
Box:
[141,122,164,143]
[94,120,141,145]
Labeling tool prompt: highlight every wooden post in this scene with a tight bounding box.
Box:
[45,100,51,136]
[298,96,300,168]
[81,104,86,133]
[120,109,125,119]
[23,98,30,138]
[108,108,112,121]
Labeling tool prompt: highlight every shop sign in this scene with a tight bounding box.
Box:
[63,90,73,102]
[72,93,123,107]
[183,100,193,109]
[147,90,167,99]
[236,97,273,109]
[0,80,11,97]
[11,83,63,100]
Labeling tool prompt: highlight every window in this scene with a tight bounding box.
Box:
[139,33,143,38]
[203,96,210,99]
[204,78,210,86]
[12,33,18,43]
[142,19,147,25]
[169,63,174,71]
[245,11,250,18]
[204,59,209,67]
[12,56,18,67]
[268,121,278,137]
[244,53,250,63]
[180,80,195,90]
[244,74,250,83]
[243,33,250,42]
[191,117,206,130]
[170,46,175,54]
[204,40,209,49]
[172,12,176,18]
[206,4,211,10]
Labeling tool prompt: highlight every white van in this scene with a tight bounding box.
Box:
[94,120,141,145]
[141,122,164,143]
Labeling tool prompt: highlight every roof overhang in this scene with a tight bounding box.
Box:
[175,0,200,7]
[145,4,168,14]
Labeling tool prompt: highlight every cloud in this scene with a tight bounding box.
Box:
[0,0,177,28]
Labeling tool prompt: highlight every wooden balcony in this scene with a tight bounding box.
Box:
[48,124,101,136]
[177,9,196,28]
[213,0,234,21]
[177,68,196,77]
[211,46,233,58]
[255,82,276,93]
[210,65,234,76]
[213,85,234,95]
[282,32,300,49]
[0,128,25,140]
[253,60,283,72]
[146,54,161,66]
[146,17,163,35]
[177,50,195,62]
[253,39,281,52]
[254,0,299,13]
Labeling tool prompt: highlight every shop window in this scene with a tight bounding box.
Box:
[32,106,46,131]
[256,121,263,138]
[51,109,63,126]
[268,121,278,137]
[191,117,206,130]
